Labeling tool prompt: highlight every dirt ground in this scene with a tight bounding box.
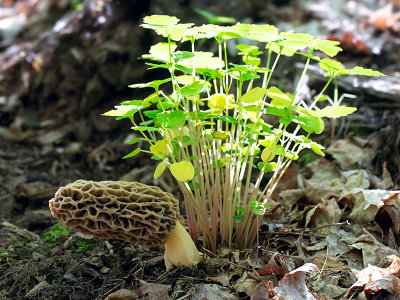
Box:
[1,0,400,299]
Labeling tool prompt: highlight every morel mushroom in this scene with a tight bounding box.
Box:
[49,180,200,269]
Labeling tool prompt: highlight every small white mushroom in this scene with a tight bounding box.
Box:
[49,180,200,269]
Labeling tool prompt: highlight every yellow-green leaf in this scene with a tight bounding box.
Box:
[320,106,357,118]
[170,161,195,181]
[213,131,230,140]
[310,143,325,156]
[154,161,168,179]
[268,86,292,107]
[150,140,169,158]
[261,146,275,162]
[143,15,180,26]
[241,87,267,103]
[208,93,227,108]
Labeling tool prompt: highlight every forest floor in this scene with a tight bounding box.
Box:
[1,0,400,299]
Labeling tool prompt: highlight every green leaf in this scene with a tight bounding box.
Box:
[213,131,230,140]
[172,51,195,63]
[319,58,385,77]
[313,39,342,57]
[243,56,261,66]
[142,42,177,62]
[193,8,236,25]
[154,161,168,179]
[122,148,141,159]
[233,214,244,220]
[261,146,275,162]
[301,116,324,134]
[265,106,288,117]
[257,162,274,172]
[129,78,172,90]
[310,143,325,156]
[320,106,357,118]
[155,23,194,41]
[236,44,262,56]
[247,24,279,43]
[268,86,292,107]
[180,81,208,97]
[279,117,291,125]
[156,110,186,128]
[103,105,144,118]
[196,68,225,79]
[179,51,224,69]
[150,140,170,158]
[284,151,299,160]
[125,137,144,145]
[132,126,160,132]
[235,206,246,212]
[271,145,285,155]
[248,201,261,208]
[143,15,180,26]
[253,209,264,215]
[241,87,267,103]
[217,115,238,124]
[170,161,195,181]
[217,31,242,40]
[318,58,343,77]
[342,66,385,76]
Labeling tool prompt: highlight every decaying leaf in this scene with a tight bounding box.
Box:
[304,199,341,234]
[233,272,260,298]
[191,283,240,300]
[341,188,400,225]
[375,192,400,238]
[139,280,171,300]
[348,234,398,267]
[327,137,375,169]
[274,263,319,299]
[345,255,400,298]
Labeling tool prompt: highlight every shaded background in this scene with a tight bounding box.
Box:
[0,0,400,299]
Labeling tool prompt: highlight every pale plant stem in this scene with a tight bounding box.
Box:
[211,142,221,248]
[293,50,312,99]
[194,134,214,250]
[221,164,232,243]
[178,182,198,236]
[261,49,272,89]
[308,77,334,110]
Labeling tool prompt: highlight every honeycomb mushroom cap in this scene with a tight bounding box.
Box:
[49,180,180,246]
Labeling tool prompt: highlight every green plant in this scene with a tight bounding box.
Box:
[193,8,235,25]
[104,15,384,253]
[73,239,94,253]
[43,223,70,246]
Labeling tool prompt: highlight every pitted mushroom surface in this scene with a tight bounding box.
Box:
[49,180,180,246]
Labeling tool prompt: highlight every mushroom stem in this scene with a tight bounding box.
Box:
[164,221,201,270]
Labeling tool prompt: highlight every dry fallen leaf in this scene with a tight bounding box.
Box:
[348,234,398,267]
[191,283,240,300]
[139,280,171,300]
[233,272,259,298]
[274,263,319,299]
[104,289,139,300]
[345,255,400,298]
[304,199,341,234]
[327,138,375,169]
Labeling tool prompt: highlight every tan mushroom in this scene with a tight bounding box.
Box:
[48,179,200,269]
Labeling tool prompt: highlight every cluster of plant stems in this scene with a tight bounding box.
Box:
[104,15,383,253]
